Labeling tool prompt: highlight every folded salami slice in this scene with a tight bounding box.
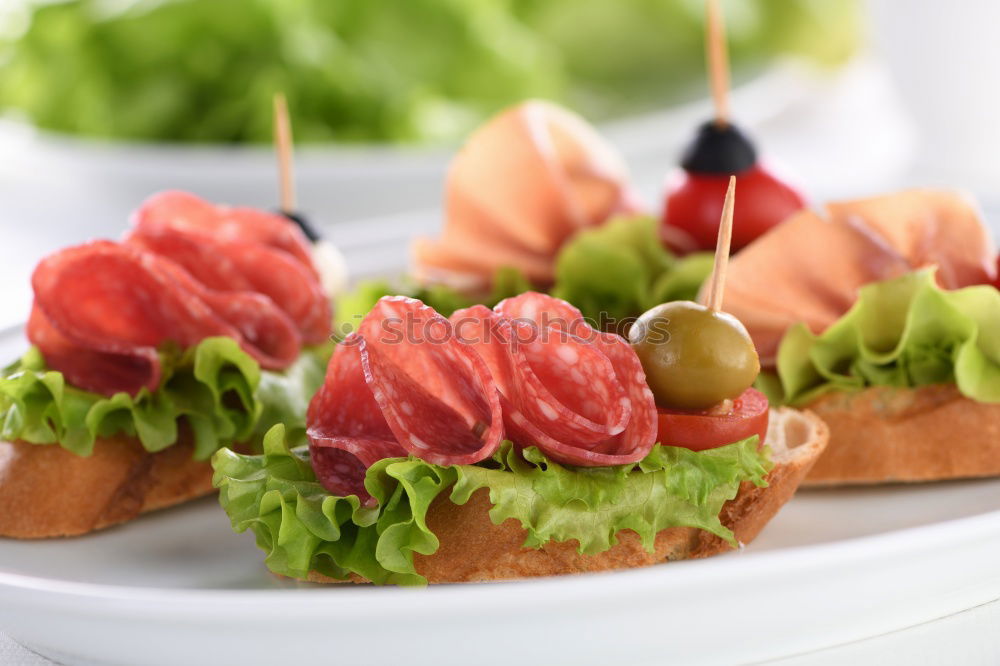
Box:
[127,222,331,344]
[307,341,406,504]
[307,297,504,503]
[132,190,319,275]
[455,292,656,466]
[29,241,301,396]
[452,306,629,444]
[153,258,301,370]
[27,304,162,398]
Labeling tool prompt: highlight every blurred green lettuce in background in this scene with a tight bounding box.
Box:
[0,0,860,144]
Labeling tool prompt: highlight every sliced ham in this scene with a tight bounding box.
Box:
[411,232,555,287]
[826,189,997,289]
[723,189,998,364]
[413,100,635,289]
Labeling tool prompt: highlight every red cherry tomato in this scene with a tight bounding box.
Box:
[656,388,769,451]
[661,165,806,253]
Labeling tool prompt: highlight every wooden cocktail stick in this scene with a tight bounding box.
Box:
[272,92,348,294]
[273,92,297,215]
[272,92,323,242]
[705,0,731,127]
[705,175,736,312]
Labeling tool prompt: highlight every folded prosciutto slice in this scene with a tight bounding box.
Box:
[307,297,504,504]
[452,292,657,466]
[825,189,996,290]
[129,191,331,344]
[723,189,998,364]
[29,241,301,396]
[413,100,636,290]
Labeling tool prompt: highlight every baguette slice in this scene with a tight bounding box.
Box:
[0,433,217,539]
[308,407,828,584]
[804,383,1000,485]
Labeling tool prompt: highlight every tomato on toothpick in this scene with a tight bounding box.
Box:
[660,0,806,254]
[656,387,769,451]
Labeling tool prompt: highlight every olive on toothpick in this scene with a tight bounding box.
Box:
[660,0,806,255]
[632,177,759,410]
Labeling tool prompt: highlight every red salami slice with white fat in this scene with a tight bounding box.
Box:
[27,304,162,397]
[460,292,657,466]
[153,258,301,369]
[450,305,629,446]
[132,190,318,273]
[29,241,301,396]
[127,223,331,344]
[307,297,504,502]
[357,298,504,464]
[307,340,405,504]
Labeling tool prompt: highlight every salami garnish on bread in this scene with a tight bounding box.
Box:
[132,190,318,273]
[307,297,504,503]
[452,292,657,466]
[26,188,336,398]
[128,193,331,344]
[3,191,333,538]
[29,241,301,396]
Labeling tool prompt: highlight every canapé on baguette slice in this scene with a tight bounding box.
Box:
[0,434,214,538]
[725,189,1000,485]
[804,385,1000,485]
[0,191,331,538]
[307,407,827,584]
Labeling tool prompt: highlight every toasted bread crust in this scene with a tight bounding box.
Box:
[0,435,215,539]
[308,408,827,584]
[804,384,1000,485]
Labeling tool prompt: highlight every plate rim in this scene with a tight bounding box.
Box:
[1,506,998,611]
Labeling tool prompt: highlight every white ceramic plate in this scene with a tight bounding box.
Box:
[2,323,1000,666]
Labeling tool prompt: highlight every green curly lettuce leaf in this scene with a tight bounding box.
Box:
[766,269,1000,406]
[213,426,771,585]
[0,338,327,458]
[252,346,330,448]
[551,216,714,324]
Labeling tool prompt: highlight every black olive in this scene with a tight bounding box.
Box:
[680,121,757,175]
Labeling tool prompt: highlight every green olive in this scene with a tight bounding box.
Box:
[628,300,760,410]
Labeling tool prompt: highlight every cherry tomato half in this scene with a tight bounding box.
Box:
[656,387,769,451]
[661,165,806,253]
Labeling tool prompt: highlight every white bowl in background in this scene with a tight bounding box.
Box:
[0,56,914,329]
[0,57,912,232]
